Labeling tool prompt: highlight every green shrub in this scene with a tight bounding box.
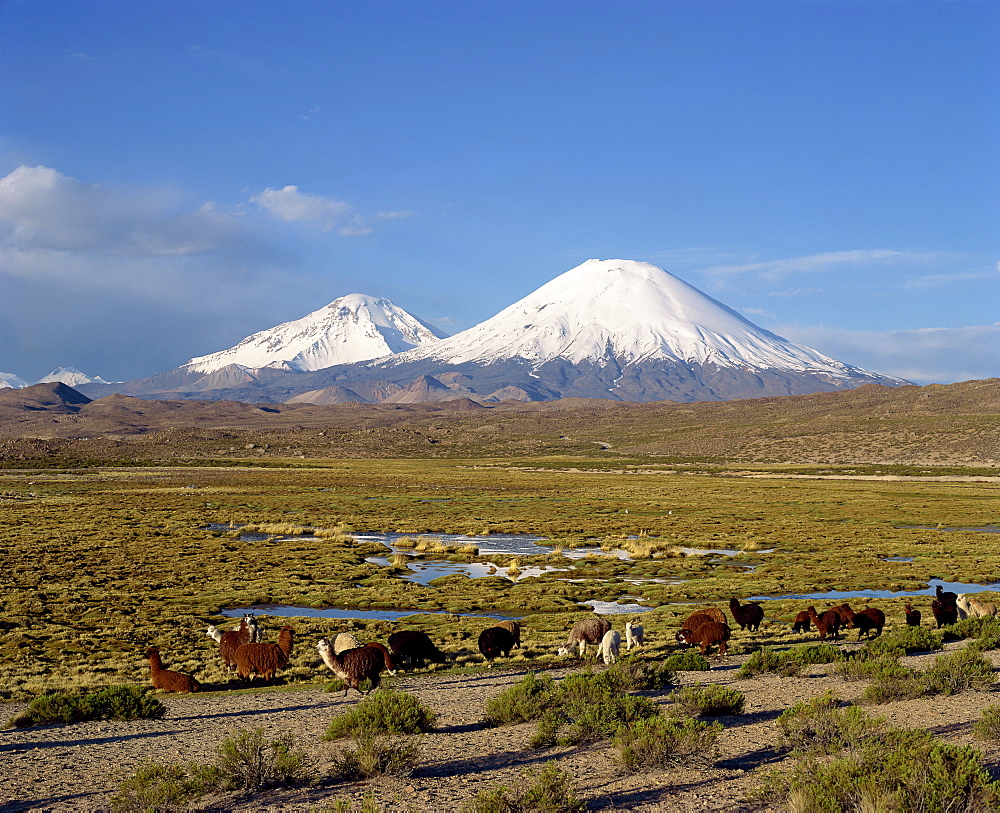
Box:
[737,644,844,680]
[863,625,942,658]
[920,648,996,696]
[461,761,585,813]
[11,685,165,728]
[532,693,660,748]
[614,716,722,773]
[323,689,437,740]
[483,672,557,726]
[209,728,314,791]
[793,643,846,666]
[836,654,911,683]
[737,647,800,678]
[110,763,210,813]
[329,733,421,780]
[948,617,1000,641]
[662,652,710,671]
[777,692,884,753]
[974,703,1000,742]
[859,671,928,705]
[777,729,1000,811]
[601,659,676,691]
[669,684,745,718]
[111,728,312,810]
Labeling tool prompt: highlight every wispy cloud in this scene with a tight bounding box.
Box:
[904,267,999,289]
[250,184,415,236]
[778,322,1000,385]
[703,249,910,281]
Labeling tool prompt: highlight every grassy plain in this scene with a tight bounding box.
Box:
[1,456,997,700]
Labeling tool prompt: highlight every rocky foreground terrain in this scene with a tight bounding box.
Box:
[3,641,1000,812]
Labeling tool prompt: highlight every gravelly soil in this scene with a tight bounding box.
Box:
[3,644,1000,813]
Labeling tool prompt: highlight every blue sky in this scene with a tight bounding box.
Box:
[2,0,997,385]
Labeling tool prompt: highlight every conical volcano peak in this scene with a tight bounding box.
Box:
[183,293,447,374]
[396,258,831,370]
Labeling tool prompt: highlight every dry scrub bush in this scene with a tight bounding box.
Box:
[461,761,585,813]
[323,689,437,739]
[614,716,723,773]
[777,692,884,753]
[329,734,421,780]
[772,729,1000,812]
[669,684,745,718]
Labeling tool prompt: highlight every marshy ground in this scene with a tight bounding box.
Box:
[1,379,998,809]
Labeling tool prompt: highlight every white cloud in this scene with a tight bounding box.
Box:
[904,268,999,289]
[778,322,1000,385]
[250,185,351,231]
[0,165,273,297]
[703,249,910,281]
[250,185,417,235]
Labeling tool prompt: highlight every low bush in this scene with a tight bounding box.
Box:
[11,685,165,728]
[110,763,210,813]
[863,626,942,658]
[461,761,585,813]
[948,617,1000,641]
[661,652,710,671]
[777,692,884,753]
[737,647,796,678]
[601,659,676,691]
[483,672,557,726]
[836,654,911,683]
[669,684,745,718]
[920,648,996,696]
[793,643,846,666]
[774,729,1000,811]
[531,693,660,748]
[858,670,927,705]
[324,689,437,740]
[111,728,313,811]
[974,703,1000,742]
[614,716,722,773]
[737,644,844,679]
[209,727,314,791]
[329,733,421,780]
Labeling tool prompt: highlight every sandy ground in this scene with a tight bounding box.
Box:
[2,643,1000,812]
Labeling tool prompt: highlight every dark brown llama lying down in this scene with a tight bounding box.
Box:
[145,646,200,693]
[234,625,294,682]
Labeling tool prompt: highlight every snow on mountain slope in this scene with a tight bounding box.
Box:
[393,259,893,380]
[0,371,28,389]
[36,367,114,386]
[183,294,448,375]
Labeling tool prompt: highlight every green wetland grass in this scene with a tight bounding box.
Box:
[0,456,998,699]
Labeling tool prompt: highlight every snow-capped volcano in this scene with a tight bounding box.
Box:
[392,259,889,381]
[36,367,115,387]
[0,371,28,390]
[182,294,448,375]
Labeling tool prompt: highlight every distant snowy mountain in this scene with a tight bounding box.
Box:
[182,294,448,375]
[105,259,909,404]
[36,367,115,387]
[0,371,28,390]
[395,259,881,377]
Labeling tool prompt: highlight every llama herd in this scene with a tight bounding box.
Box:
[143,589,996,695]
